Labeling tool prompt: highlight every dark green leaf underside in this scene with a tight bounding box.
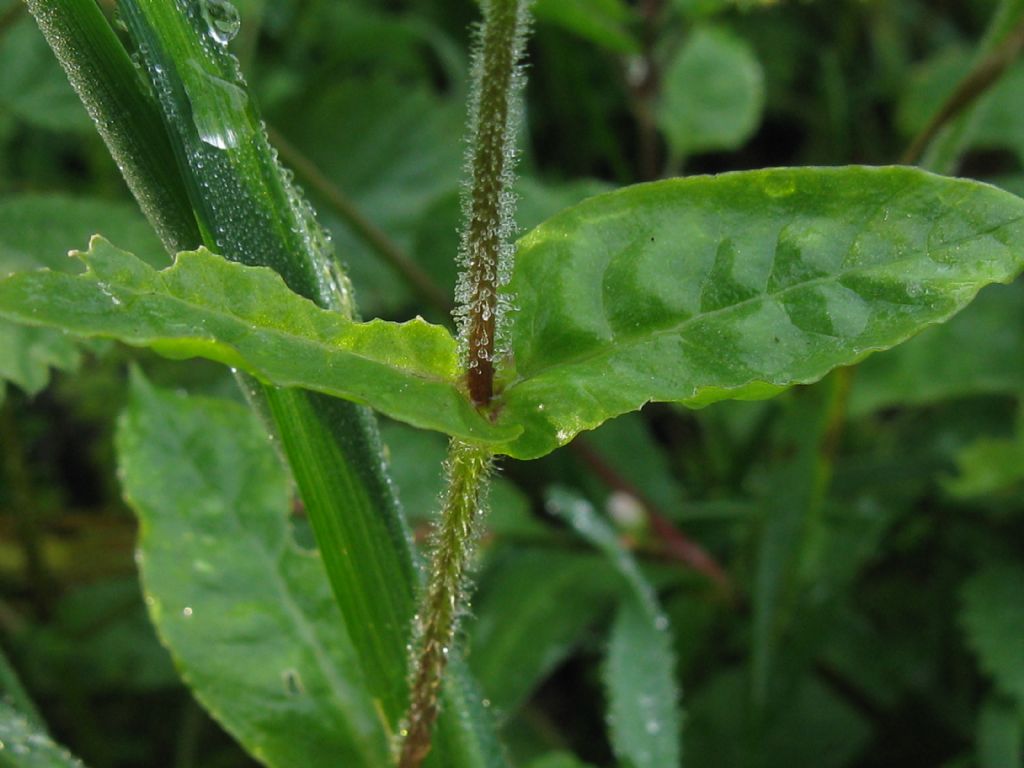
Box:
[497,166,1024,458]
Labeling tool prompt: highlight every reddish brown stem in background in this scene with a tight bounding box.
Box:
[570,438,733,598]
[902,19,1024,166]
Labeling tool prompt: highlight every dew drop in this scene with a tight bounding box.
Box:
[186,61,250,150]
[201,0,240,45]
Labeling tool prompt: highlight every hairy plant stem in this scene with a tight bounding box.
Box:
[398,441,492,768]
[399,1,529,765]
[458,0,528,406]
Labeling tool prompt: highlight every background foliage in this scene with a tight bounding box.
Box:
[1,0,1023,766]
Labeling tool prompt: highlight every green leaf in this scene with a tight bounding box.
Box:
[961,562,1024,708]
[468,549,620,715]
[656,25,764,158]
[0,17,91,133]
[945,432,1024,499]
[496,166,1024,459]
[275,78,465,316]
[0,700,86,768]
[0,194,164,396]
[532,0,640,55]
[978,694,1023,768]
[850,281,1024,415]
[0,237,512,445]
[524,753,598,768]
[0,647,43,732]
[116,372,390,768]
[547,489,682,768]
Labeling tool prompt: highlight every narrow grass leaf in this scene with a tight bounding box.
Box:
[498,166,1024,459]
[116,372,389,768]
[547,489,682,768]
[0,237,512,445]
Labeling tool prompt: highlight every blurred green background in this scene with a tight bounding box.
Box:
[1,0,1023,766]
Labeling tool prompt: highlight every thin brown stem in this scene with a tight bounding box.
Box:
[902,19,1024,166]
[570,438,733,598]
[268,127,452,317]
[457,0,527,406]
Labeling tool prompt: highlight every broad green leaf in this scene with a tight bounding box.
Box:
[961,563,1024,707]
[0,323,80,398]
[656,26,764,158]
[116,373,389,767]
[0,237,512,445]
[532,0,640,55]
[850,281,1024,415]
[547,489,682,768]
[978,695,1023,768]
[468,549,620,715]
[0,195,164,396]
[496,166,1024,459]
[0,700,86,768]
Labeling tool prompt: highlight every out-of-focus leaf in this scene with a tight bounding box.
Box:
[977,694,1023,768]
[380,421,541,538]
[275,78,464,316]
[15,580,177,695]
[0,647,42,731]
[685,669,870,768]
[498,167,1024,459]
[900,51,1024,166]
[0,195,164,396]
[0,19,91,133]
[750,377,847,711]
[0,195,165,273]
[961,562,1024,707]
[413,176,612,307]
[523,754,597,768]
[547,489,682,768]
[116,372,390,768]
[532,0,640,54]
[851,281,1024,414]
[657,26,764,158]
[945,431,1024,499]
[0,237,512,444]
[468,549,620,715]
[0,700,86,768]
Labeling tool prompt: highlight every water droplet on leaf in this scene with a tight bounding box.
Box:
[201,0,240,45]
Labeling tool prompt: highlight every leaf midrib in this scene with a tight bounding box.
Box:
[67,267,459,386]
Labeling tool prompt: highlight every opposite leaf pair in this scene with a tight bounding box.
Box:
[1,165,1022,459]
